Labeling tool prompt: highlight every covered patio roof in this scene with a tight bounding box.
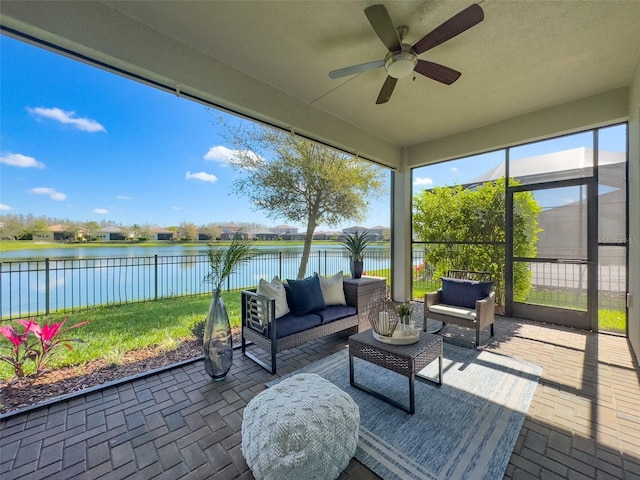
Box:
[0,1,637,166]
[1,0,639,358]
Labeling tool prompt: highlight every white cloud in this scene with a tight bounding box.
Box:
[172,206,182,211]
[186,171,217,183]
[0,203,13,211]
[450,167,458,172]
[29,187,67,201]
[116,195,134,200]
[93,208,109,214]
[204,145,262,164]
[413,177,433,186]
[0,153,45,169]
[28,107,106,133]
[204,145,237,163]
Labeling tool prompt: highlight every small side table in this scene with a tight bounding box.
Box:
[343,276,387,332]
[348,330,443,414]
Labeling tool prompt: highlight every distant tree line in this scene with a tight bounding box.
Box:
[0,214,266,242]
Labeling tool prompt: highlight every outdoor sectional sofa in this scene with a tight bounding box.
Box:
[241,273,384,374]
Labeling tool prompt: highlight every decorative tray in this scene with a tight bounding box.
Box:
[373,329,420,345]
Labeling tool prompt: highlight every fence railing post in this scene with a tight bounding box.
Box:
[323,250,326,275]
[45,258,50,315]
[154,255,158,301]
[279,251,283,279]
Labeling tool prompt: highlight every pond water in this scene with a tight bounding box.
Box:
[0,243,353,261]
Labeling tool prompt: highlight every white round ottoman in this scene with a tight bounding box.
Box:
[241,373,360,480]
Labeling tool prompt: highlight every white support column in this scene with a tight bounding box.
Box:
[627,60,640,363]
[391,148,412,302]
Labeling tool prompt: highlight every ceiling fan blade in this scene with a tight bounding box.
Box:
[329,60,385,79]
[365,4,401,52]
[376,76,397,104]
[413,4,484,55]
[414,60,461,85]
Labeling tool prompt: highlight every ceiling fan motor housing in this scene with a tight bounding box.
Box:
[385,46,417,78]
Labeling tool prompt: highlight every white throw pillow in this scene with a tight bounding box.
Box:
[317,271,347,306]
[257,276,290,319]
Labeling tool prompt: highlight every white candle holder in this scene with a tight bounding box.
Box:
[368,307,398,337]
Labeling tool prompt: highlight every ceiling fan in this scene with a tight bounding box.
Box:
[329,3,484,104]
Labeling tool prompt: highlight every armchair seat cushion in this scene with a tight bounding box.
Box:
[429,304,477,321]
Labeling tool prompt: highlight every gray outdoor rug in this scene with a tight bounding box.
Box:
[268,344,542,480]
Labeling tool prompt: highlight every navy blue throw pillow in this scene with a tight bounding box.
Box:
[440,277,493,309]
[286,276,326,315]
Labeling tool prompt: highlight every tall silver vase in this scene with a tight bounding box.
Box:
[203,289,233,381]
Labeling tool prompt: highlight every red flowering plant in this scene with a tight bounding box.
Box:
[414,262,428,281]
[0,317,90,380]
[0,322,33,379]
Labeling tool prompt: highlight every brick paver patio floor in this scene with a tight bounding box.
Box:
[1,316,639,479]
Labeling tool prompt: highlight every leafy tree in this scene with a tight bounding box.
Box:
[220,122,387,278]
[60,223,82,242]
[0,215,25,240]
[84,221,102,241]
[179,222,199,241]
[137,224,154,241]
[202,223,222,241]
[413,178,541,306]
[25,217,49,240]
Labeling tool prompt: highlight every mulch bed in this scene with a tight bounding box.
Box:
[0,328,242,416]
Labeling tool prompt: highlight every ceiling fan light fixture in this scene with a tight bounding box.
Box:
[385,49,417,78]
[329,4,484,104]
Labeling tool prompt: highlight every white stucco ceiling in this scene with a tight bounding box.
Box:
[2,0,639,166]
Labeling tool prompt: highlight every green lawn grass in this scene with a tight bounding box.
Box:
[0,292,240,381]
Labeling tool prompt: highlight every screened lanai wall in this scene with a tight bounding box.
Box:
[412,126,628,334]
[405,80,639,361]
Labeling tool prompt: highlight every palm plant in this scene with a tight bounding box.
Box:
[338,230,373,279]
[338,230,373,261]
[204,232,256,292]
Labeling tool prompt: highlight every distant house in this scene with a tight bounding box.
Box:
[270,225,298,235]
[367,226,387,240]
[280,232,306,241]
[151,227,174,241]
[97,226,125,241]
[312,231,334,241]
[250,229,279,241]
[218,224,245,240]
[218,224,242,233]
[198,231,213,241]
[45,224,87,241]
[341,226,385,241]
[342,226,368,235]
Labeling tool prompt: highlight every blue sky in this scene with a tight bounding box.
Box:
[0,36,392,231]
[1,35,626,231]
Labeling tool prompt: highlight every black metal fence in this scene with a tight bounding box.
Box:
[1,249,392,320]
[2,244,626,320]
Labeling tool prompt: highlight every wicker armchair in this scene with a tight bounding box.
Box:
[424,270,495,347]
